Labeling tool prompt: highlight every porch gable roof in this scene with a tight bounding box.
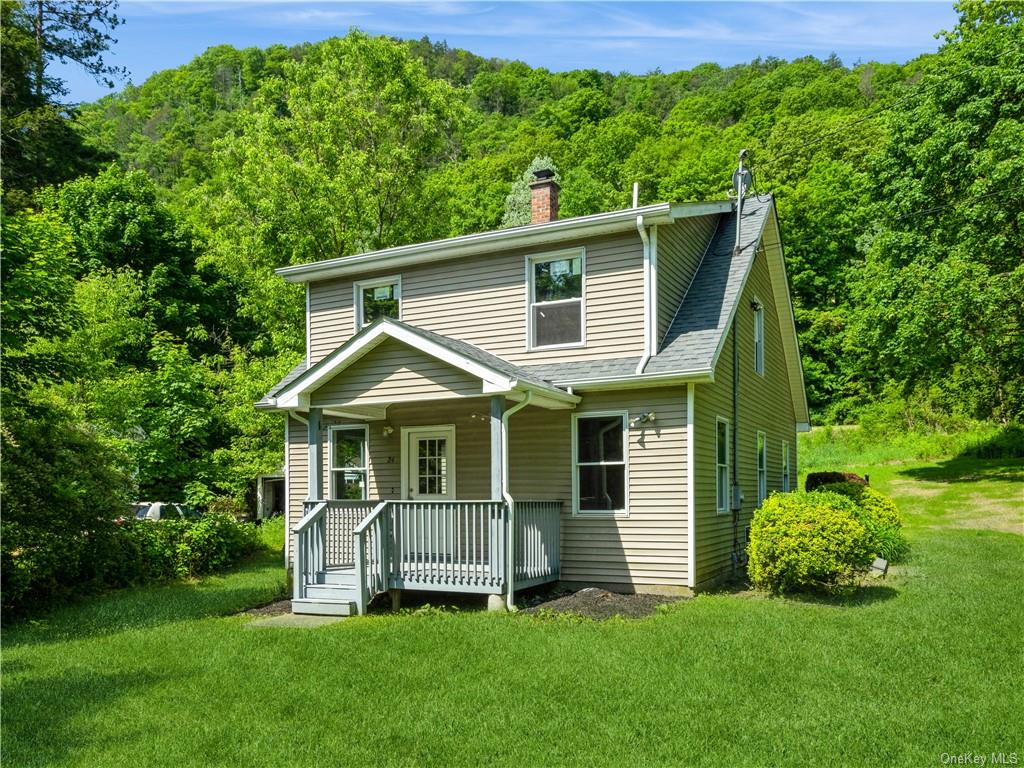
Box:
[264,317,580,411]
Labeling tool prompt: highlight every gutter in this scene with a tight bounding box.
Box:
[278,204,674,284]
[501,390,534,611]
[551,368,715,390]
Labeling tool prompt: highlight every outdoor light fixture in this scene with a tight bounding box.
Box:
[750,300,763,311]
[629,412,656,428]
[382,426,394,437]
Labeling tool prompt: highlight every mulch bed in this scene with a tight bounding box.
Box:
[245,599,292,617]
[523,587,687,620]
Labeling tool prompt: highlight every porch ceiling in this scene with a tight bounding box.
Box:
[268,318,580,413]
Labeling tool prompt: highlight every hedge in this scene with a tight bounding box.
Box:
[817,482,909,562]
[2,512,264,619]
[748,491,875,594]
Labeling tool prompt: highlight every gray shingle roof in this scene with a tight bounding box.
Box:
[258,196,776,405]
[258,358,309,406]
[646,196,772,375]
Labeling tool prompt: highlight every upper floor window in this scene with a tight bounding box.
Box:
[355,276,401,327]
[573,412,627,516]
[716,417,730,514]
[528,249,584,349]
[753,302,765,375]
[329,426,368,500]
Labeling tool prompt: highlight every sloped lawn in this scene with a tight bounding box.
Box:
[3,459,1022,767]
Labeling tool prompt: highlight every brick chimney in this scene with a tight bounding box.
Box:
[529,168,559,224]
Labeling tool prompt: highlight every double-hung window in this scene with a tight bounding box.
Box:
[781,441,791,492]
[756,431,768,505]
[329,426,368,500]
[529,249,584,349]
[716,418,730,514]
[573,413,627,516]
[355,276,401,327]
[753,303,765,375]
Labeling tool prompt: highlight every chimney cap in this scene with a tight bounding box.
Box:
[531,168,556,182]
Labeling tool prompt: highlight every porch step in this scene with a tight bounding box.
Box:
[315,569,357,587]
[292,598,356,616]
[304,583,359,601]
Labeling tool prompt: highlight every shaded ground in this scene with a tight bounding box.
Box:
[524,586,687,619]
[245,598,291,616]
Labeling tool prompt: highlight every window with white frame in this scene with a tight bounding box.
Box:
[716,417,730,514]
[329,426,368,500]
[529,249,584,348]
[753,302,765,375]
[355,276,401,327]
[574,413,627,515]
[757,431,767,505]
[782,441,791,492]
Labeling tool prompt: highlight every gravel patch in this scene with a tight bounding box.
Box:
[523,587,687,620]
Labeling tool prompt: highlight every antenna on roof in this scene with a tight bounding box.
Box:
[733,149,751,255]
[632,182,639,209]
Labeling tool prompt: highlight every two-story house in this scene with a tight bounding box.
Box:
[257,170,809,615]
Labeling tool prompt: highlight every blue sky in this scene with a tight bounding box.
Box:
[57,1,960,104]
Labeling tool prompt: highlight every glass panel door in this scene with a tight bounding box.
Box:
[403,426,456,501]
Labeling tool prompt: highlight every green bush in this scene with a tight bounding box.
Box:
[818,482,909,562]
[748,491,875,595]
[2,513,265,619]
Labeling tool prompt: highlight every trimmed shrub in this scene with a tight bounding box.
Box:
[748,491,875,594]
[818,482,909,562]
[805,471,868,492]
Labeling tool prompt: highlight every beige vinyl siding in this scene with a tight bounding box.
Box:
[508,387,690,588]
[309,338,484,407]
[657,215,720,343]
[692,245,798,587]
[286,415,310,560]
[307,232,645,365]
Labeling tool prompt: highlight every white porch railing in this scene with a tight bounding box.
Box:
[295,499,562,614]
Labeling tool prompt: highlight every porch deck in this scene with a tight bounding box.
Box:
[292,499,561,615]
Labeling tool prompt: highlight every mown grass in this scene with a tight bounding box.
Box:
[3,454,1022,767]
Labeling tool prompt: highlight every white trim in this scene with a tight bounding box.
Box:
[400,424,457,500]
[525,247,586,351]
[686,383,695,588]
[669,201,734,218]
[551,368,715,391]
[275,319,579,410]
[277,204,674,283]
[716,416,731,515]
[571,410,629,518]
[353,275,402,329]
[327,424,370,500]
[756,430,768,506]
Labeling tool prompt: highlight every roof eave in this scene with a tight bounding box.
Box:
[276,204,674,284]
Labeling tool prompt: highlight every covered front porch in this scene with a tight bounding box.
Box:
[270,318,580,615]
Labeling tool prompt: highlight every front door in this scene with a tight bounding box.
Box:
[403,425,456,501]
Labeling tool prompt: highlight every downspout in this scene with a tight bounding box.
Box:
[501,390,534,611]
[730,149,748,574]
[635,215,653,374]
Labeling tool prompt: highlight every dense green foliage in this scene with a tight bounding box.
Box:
[1,2,1021,613]
[5,454,1020,766]
[748,490,875,593]
[817,482,909,562]
[2,510,264,618]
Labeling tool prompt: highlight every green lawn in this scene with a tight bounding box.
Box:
[4,457,1022,767]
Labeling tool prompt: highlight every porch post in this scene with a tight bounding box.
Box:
[490,396,504,500]
[307,407,323,501]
